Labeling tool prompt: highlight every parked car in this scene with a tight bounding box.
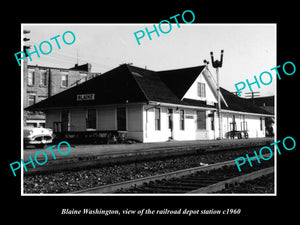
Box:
[23,126,53,148]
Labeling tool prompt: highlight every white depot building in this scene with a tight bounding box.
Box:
[26,64,273,143]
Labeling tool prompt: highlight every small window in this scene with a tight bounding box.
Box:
[179,110,185,130]
[154,108,161,130]
[80,73,88,81]
[197,82,206,98]
[210,112,214,130]
[61,73,68,87]
[168,109,173,130]
[197,110,206,130]
[28,70,35,86]
[38,96,47,103]
[40,70,47,86]
[260,117,263,131]
[28,94,36,106]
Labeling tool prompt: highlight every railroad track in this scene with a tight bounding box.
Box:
[71,155,274,194]
[24,138,274,174]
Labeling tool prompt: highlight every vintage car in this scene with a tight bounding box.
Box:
[23,126,53,148]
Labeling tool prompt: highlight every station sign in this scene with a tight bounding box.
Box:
[77,93,95,101]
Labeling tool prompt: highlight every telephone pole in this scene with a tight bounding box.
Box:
[245,91,260,104]
[210,50,224,140]
[23,29,30,126]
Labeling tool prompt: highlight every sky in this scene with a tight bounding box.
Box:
[22,24,276,97]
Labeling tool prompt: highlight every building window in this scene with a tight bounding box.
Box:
[197,82,206,98]
[28,94,36,106]
[38,96,47,103]
[28,70,35,86]
[40,70,47,86]
[154,108,161,130]
[209,111,214,130]
[179,110,185,130]
[260,117,263,131]
[117,107,127,131]
[86,109,96,130]
[80,73,88,82]
[196,110,206,130]
[61,74,68,87]
[168,109,173,130]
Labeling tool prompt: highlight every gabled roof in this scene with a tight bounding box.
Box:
[245,96,275,106]
[202,69,228,107]
[127,65,180,104]
[157,65,206,100]
[26,64,272,116]
[26,65,148,110]
[220,88,272,114]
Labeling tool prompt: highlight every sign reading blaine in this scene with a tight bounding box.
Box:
[77,93,95,101]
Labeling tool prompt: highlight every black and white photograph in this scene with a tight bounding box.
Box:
[20,23,277,196]
[4,4,298,221]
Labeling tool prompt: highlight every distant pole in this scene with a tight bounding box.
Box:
[23,30,30,55]
[216,67,222,139]
[245,91,260,104]
[210,50,224,140]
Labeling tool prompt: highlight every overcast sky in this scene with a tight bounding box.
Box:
[22,24,276,97]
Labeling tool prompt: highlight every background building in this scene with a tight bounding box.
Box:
[23,59,101,127]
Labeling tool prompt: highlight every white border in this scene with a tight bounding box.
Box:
[21,23,277,197]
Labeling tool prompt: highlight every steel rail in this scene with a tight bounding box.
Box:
[70,154,272,194]
[188,166,274,193]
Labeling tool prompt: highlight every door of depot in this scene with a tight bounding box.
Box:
[168,108,174,139]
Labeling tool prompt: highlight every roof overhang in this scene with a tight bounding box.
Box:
[148,100,273,117]
[26,101,148,112]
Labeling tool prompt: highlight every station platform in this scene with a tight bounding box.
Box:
[22,137,274,174]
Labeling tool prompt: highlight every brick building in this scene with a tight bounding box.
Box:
[23,59,100,127]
